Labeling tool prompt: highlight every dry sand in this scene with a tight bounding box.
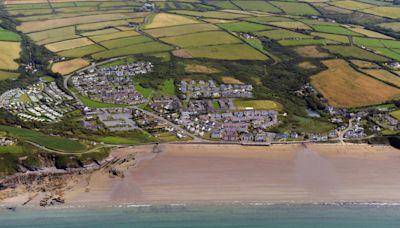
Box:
[61,143,400,205]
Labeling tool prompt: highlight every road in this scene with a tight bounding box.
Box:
[338,118,354,144]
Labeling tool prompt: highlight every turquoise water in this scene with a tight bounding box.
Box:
[1,204,400,227]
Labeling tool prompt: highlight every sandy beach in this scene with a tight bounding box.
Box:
[3,143,400,206]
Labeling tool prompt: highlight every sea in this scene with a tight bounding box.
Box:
[1,203,400,227]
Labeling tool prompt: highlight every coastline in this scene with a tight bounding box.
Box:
[1,143,400,207]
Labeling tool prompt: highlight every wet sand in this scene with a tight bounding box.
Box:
[60,143,400,205]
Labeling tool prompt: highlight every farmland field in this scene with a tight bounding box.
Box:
[0,30,21,41]
[311,32,350,43]
[268,21,311,30]
[348,27,393,39]
[89,30,140,42]
[51,58,90,75]
[232,1,282,13]
[278,39,337,46]
[256,29,312,40]
[361,69,400,87]
[270,1,320,15]
[92,42,173,60]
[353,37,384,47]
[28,26,78,45]
[350,59,380,69]
[218,21,273,32]
[45,37,94,52]
[323,45,388,61]
[221,76,243,84]
[183,44,269,60]
[312,25,361,36]
[311,59,400,107]
[0,41,21,70]
[57,44,106,58]
[185,64,220,73]
[171,10,250,19]
[100,36,153,49]
[144,13,199,29]
[160,31,241,48]
[144,23,219,37]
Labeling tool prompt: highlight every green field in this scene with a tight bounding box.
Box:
[324,45,388,61]
[312,25,362,36]
[134,82,153,98]
[76,93,130,108]
[171,10,249,19]
[381,40,400,49]
[275,116,335,134]
[161,31,241,48]
[160,79,176,96]
[57,44,106,58]
[0,125,86,153]
[270,1,320,15]
[390,110,400,120]
[100,36,153,49]
[311,32,350,43]
[184,43,269,60]
[372,47,400,61]
[234,99,282,111]
[218,21,273,32]
[256,29,312,40]
[97,130,156,145]
[0,70,19,80]
[279,39,338,46]
[205,0,239,10]
[353,37,384,47]
[233,1,282,13]
[244,16,294,24]
[144,23,219,37]
[0,30,21,42]
[0,145,24,154]
[92,42,173,60]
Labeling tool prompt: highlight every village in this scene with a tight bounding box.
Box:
[0,79,75,123]
[179,80,253,99]
[71,61,153,105]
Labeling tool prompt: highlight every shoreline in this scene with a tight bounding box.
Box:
[1,143,400,207]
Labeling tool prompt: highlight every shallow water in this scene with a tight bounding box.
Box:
[1,204,400,227]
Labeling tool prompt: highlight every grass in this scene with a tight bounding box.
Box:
[145,52,171,62]
[221,76,244,84]
[77,19,135,31]
[100,36,153,49]
[160,79,176,96]
[218,21,273,32]
[311,59,400,107]
[353,37,384,47]
[277,116,335,133]
[92,42,173,60]
[0,41,21,70]
[232,1,282,13]
[312,25,362,36]
[390,110,400,120]
[97,130,156,145]
[57,44,106,58]
[90,30,140,42]
[45,37,94,52]
[0,70,19,80]
[134,82,153,98]
[160,31,241,48]
[144,13,200,29]
[183,43,269,60]
[244,16,293,24]
[361,69,400,87]
[324,45,388,62]
[76,93,130,108]
[171,10,249,19]
[256,29,312,40]
[234,99,282,111]
[370,48,400,61]
[381,40,400,49]
[0,30,21,42]
[270,1,320,15]
[330,0,374,10]
[0,145,24,154]
[378,22,400,32]
[206,0,239,10]
[51,58,90,75]
[41,76,54,82]
[144,23,219,37]
[349,27,393,39]
[80,28,120,37]
[0,125,86,153]
[98,57,136,68]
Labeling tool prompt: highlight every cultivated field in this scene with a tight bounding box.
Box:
[57,44,106,58]
[0,41,21,70]
[221,76,243,84]
[185,64,220,73]
[144,23,219,37]
[92,42,173,60]
[51,58,90,75]
[100,36,153,49]
[256,29,312,40]
[45,37,94,52]
[232,1,282,13]
[183,44,269,60]
[218,21,273,32]
[362,69,400,87]
[270,1,320,15]
[293,45,330,58]
[144,13,199,29]
[324,45,388,61]
[0,71,19,81]
[160,31,242,48]
[350,59,380,69]
[311,59,400,107]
